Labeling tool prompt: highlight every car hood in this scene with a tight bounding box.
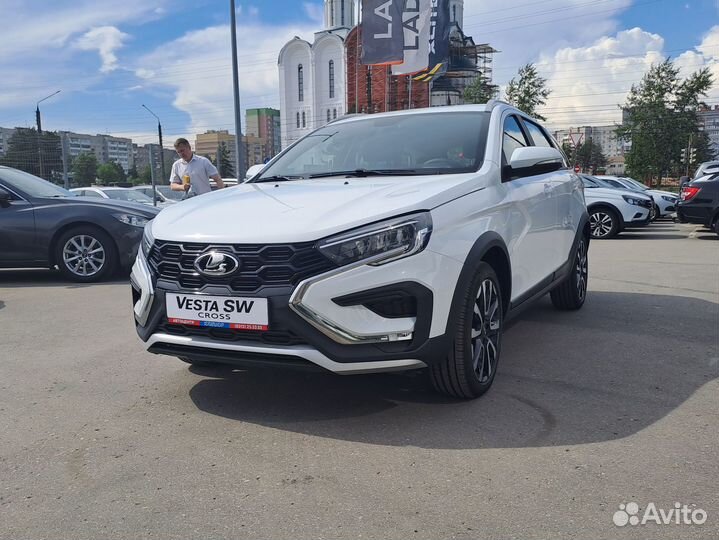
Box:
[584,187,651,201]
[39,196,160,217]
[647,189,677,198]
[150,174,481,243]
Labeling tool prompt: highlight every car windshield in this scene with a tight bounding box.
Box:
[103,189,153,203]
[581,175,615,189]
[157,185,184,200]
[0,168,73,198]
[621,177,649,190]
[255,112,490,181]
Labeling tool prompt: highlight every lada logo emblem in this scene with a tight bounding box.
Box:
[193,251,240,277]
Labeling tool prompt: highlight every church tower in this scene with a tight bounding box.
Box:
[324,0,355,30]
[449,0,464,28]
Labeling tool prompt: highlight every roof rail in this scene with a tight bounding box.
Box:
[486,99,511,111]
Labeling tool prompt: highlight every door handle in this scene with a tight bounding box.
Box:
[544,183,552,195]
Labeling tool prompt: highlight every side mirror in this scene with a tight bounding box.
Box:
[507,147,564,180]
[0,187,11,208]
[245,164,265,181]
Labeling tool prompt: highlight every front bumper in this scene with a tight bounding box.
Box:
[131,247,463,374]
[624,208,651,227]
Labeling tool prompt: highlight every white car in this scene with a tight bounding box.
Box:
[71,186,163,207]
[132,185,184,204]
[596,175,678,220]
[580,175,652,238]
[131,102,590,399]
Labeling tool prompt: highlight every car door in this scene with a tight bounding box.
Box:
[522,117,576,261]
[0,182,38,264]
[500,114,558,298]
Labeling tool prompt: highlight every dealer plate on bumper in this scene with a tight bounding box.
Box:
[166,293,268,331]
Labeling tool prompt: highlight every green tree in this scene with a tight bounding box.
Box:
[0,128,63,180]
[575,139,608,174]
[138,165,152,183]
[463,74,499,105]
[505,63,551,120]
[561,142,575,164]
[71,152,98,187]
[96,161,126,184]
[127,165,139,181]
[616,59,713,182]
[217,142,235,178]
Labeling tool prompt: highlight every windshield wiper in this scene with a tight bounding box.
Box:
[253,175,305,183]
[308,169,419,179]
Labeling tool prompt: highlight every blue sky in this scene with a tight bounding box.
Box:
[1,0,717,143]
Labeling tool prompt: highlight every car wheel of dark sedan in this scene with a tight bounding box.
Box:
[55,226,117,282]
[589,207,620,239]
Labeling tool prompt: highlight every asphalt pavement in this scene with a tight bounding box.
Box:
[1,221,717,540]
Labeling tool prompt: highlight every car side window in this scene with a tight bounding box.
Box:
[523,119,553,148]
[502,115,529,168]
[84,190,103,198]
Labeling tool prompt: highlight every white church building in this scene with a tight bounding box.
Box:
[278,0,355,149]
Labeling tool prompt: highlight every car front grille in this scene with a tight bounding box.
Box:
[147,240,338,293]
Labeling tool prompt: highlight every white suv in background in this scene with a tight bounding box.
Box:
[131,102,590,399]
[580,175,652,238]
[596,175,678,220]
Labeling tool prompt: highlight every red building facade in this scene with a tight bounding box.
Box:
[345,26,430,114]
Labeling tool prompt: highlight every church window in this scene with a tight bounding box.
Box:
[298,64,304,102]
[329,60,335,99]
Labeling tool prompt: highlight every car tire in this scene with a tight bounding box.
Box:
[589,206,620,239]
[429,262,503,399]
[550,235,589,311]
[649,204,659,221]
[714,217,719,237]
[54,226,117,283]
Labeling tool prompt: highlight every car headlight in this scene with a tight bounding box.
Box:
[318,212,432,267]
[622,195,644,206]
[141,223,155,257]
[661,195,677,202]
[114,213,150,228]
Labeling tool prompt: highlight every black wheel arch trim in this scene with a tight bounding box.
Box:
[442,232,512,338]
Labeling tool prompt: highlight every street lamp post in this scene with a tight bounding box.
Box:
[230,0,245,179]
[36,90,61,180]
[141,104,166,207]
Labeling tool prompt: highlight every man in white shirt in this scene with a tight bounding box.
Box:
[169,138,224,196]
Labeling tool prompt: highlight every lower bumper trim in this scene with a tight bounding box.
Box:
[146,333,427,374]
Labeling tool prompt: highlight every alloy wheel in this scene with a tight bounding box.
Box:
[471,279,501,384]
[575,239,588,302]
[590,212,613,238]
[62,235,106,277]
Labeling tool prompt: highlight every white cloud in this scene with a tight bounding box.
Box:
[533,25,719,129]
[303,2,325,24]
[461,0,633,87]
[0,0,167,112]
[75,26,130,73]
[135,17,318,137]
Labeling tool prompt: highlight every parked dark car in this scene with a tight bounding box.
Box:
[677,166,719,236]
[0,166,159,282]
